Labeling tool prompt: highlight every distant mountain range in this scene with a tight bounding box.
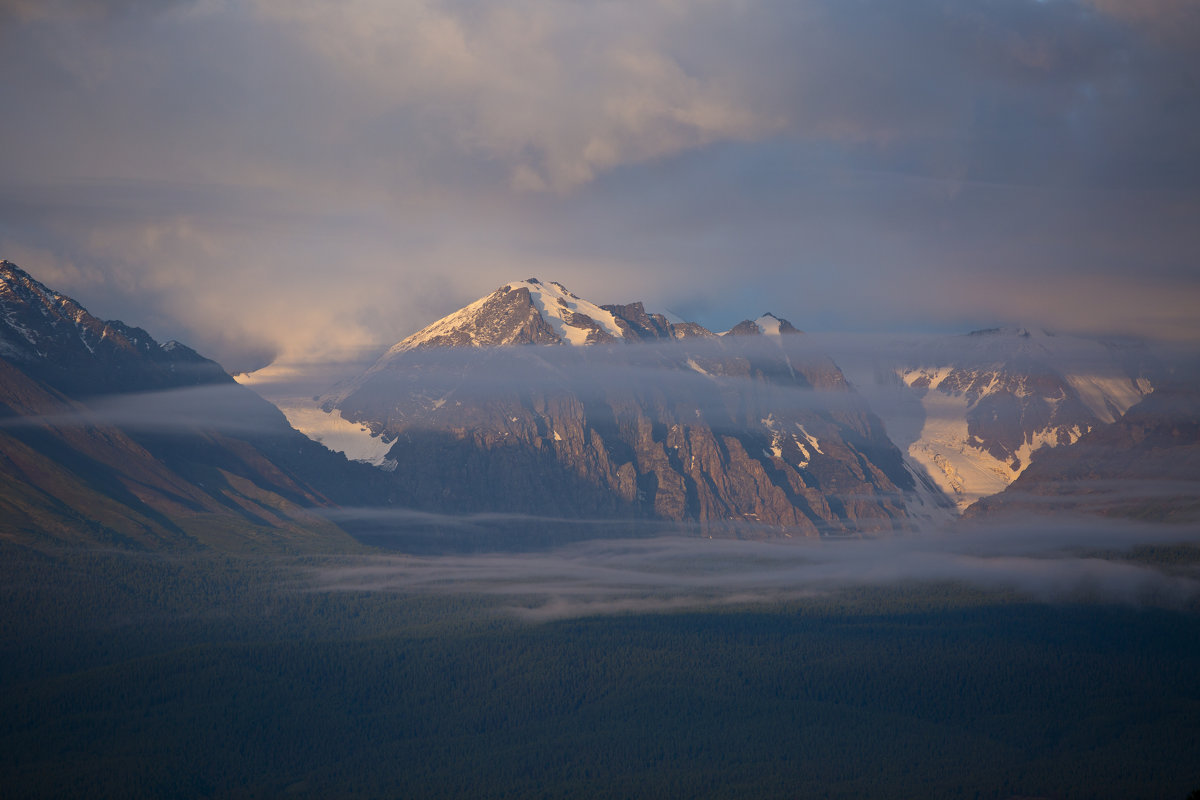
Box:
[3,262,1195,552]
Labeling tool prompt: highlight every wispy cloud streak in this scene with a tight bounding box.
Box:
[0,384,287,434]
[308,516,1200,620]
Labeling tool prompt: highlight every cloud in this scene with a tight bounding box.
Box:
[2,0,1199,369]
[0,0,177,24]
[307,516,1200,620]
[0,384,290,435]
[258,0,776,194]
[1084,0,1200,42]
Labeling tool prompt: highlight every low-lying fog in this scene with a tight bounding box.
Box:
[307,515,1200,620]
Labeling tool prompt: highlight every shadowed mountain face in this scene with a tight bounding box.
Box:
[0,261,383,552]
[0,262,230,396]
[323,279,925,536]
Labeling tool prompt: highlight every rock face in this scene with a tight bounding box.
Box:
[852,328,1157,511]
[324,279,921,536]
[0,260,381,551]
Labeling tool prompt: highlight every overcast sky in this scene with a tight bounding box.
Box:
[2,0,1198,372]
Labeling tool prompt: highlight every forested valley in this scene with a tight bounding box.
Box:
[3,543,1199,799]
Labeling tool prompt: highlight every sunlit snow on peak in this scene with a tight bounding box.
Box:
[504,278,626,345]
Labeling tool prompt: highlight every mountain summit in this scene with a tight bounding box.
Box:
[315,279,926,536]
[391,278,711,354]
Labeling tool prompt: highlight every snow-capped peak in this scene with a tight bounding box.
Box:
[505,278,626,345]
[387,278,631,354]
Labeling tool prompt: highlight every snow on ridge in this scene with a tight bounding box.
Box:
[895,351,1149,511]
[904,331,1152,425]
[506,278,626,345]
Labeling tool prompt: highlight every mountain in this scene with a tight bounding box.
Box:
[0,260,383,552]
[847,328,1157,512]
[309,278,928,536]
[966,374,1200,521]
[385,278,712,352]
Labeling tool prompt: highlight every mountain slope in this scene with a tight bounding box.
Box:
[0,260,380,552]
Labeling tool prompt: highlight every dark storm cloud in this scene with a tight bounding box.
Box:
[2,0,1198,369]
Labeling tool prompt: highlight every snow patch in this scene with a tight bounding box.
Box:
[3,314,38,347]
[794,423,823,455]
[901,459,958,524]
[235,367,397,469]
[755,314,783,336]
[905,390,1013,511]
[275,403,398,468]
[507,279,626,346]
